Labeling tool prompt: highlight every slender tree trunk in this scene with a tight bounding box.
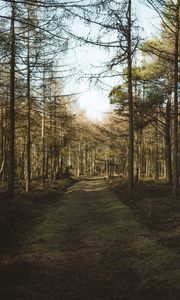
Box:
[85,141,88,173]
[68,144,71,166]
[165,95,172,184]
[127,0,134,196]
[26,23,31,192]
[3,93,8,182]
[0,104,5,178]
[19,146,25,181]
[172,0,179,197]
[139,129,143,179]
[53,96,57,180]
[76,142,80,178]
[8,0,15,197]
[49,102,53,180]
[135,131,139,182]
[42,66,46,187]
[155,120,159,179]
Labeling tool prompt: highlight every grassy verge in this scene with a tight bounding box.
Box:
[0,178,76,255]
[110,176,180,253]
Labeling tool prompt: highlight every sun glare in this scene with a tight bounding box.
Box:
[78,89,111,121]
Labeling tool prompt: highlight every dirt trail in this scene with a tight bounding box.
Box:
[1,177,180,300]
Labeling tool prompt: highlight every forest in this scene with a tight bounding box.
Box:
[0,0,180,299]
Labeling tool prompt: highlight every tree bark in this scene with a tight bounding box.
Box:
[172,0,179,197]
[165,95,172,184]
[155,120,159,179]
[127,0,134,196]
[26,19,31,192]
[41,66,46,187]
[8,0,16,197]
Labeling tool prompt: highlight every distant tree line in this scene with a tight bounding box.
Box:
[0,0,179,199]
[72,0,180,197]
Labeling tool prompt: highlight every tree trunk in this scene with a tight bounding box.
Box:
[41,66,46,187]
[127,0,134,196]
[26,22,31,191]
[165,94,172,184]
[8,0,16,197]
[154,121,159,179]
[172,0,179,197]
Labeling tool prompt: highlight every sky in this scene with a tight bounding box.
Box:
[64,0,160,121]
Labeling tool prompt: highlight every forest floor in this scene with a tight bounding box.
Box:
[1,177,180,299]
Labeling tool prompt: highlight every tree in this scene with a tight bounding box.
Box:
[144,0,180,195]
[127,0,134,195]
[173,0,179,196]
[8,0,16,197]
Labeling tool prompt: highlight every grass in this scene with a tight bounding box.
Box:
[79,185,180,299]
[111,176,180,254]
[0,178,75,254]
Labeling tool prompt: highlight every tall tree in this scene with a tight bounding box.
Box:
[8,0,16,197]
[127,0,134,195]
[172,0,179,196]
[145,0,180,195]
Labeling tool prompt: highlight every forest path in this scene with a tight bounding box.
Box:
[1,177,180,300]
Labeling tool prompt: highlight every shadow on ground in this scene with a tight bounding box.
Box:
[1,177,180,299]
